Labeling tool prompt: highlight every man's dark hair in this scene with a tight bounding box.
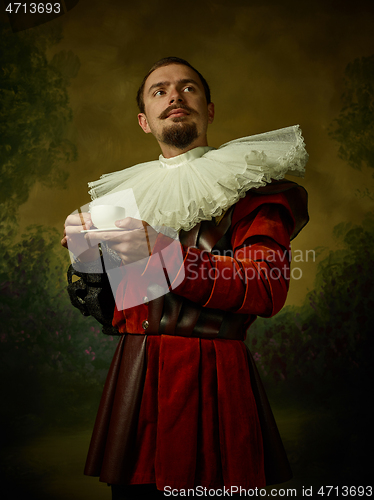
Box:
[136,57,211,114]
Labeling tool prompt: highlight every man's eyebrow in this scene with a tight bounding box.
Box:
[147,78,201,94]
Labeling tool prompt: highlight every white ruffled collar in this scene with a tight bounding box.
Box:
[159,146,213,169]
[88,125,308,232]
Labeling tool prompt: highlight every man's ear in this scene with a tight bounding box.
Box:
[138,113,151,134]
[207,102,215,124]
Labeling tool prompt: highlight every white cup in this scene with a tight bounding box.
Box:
[90,205,126,229]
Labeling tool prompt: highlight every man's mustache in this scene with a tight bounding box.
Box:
[158,104,194,120]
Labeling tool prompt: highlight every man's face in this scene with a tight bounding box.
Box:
[138,64,214,155]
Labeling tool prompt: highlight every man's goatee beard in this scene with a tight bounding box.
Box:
[161,122,199,150]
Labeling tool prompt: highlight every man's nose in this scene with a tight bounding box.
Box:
[169,89,184,104]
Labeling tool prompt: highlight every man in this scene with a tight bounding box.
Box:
[62,57,308,499]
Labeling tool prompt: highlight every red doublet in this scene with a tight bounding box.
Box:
[84,190,299,490]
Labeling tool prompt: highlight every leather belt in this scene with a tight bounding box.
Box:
[141,285,250,341]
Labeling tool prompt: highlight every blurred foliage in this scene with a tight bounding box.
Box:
[0,224,117,444]
[329,54,374,172]
[247,210,374,399]
[0,18,112,445]
[249,54,374,398]
[0,21,79,213]
[245,212,374,482]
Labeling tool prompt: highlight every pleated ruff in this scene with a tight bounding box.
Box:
[85,333,266,490]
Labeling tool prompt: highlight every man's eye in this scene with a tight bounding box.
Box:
[154,90,165,96]
[183,86,194,92]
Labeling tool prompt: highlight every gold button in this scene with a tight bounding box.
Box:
[142,320,149,330]
[143,296,149,304]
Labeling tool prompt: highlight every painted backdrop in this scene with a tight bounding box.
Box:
[1,0,373,498]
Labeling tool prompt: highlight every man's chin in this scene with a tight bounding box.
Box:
[161,122,199,149]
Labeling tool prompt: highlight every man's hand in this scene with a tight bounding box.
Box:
[85,218,158,266]
[61,212,100,262]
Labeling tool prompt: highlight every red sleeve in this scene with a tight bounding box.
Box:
[146,192,295,318]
